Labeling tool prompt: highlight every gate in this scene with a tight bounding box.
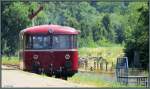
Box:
[116,57,149,87]
[116,57,128,85]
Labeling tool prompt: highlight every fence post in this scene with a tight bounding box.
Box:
[116,58,119,82]
[97,61,99,71]
[105,62,108,71]
[125,57,128,85]
[94,61,96,71]
[96,58,99,70]
[110,62,113,71]
[100,62,103,71]
[146,77,148,87]
[85,59,88,70]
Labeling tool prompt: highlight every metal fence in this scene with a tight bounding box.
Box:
[116,57,149,87]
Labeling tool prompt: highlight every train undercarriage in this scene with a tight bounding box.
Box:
[21,60,77,80]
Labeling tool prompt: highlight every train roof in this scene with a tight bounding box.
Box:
[21,24,79,35]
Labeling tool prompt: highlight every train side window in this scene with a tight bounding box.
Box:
[70,35,77,49]
[73,35,77,48]
[26,36,32,49]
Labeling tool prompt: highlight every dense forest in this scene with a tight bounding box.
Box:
[1,1,149,69]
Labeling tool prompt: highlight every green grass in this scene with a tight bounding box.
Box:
[2,56,20,65]
[78,47,125,63]
[68,72,145,87]
[68,72,123,87]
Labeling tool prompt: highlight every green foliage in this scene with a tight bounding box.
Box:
[125,2,149,69]
[1,1,149,69]
[1,2,30,54]
[2,56,19,65]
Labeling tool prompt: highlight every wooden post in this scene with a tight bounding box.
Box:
[85,60,88,70]
[106,62,108,71]
[94,61,96,71]
[97,60,99,70]
[110,62,113,71]
[100,62,103,71]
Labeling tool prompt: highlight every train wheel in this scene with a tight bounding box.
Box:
[62,70,67,80]
[61,76,67,80]
[45,68,53,77]
[46,74,52,77]
[32,67,38,74]
[55,74,61,78]
[37,67,43,74]
[31,65,40,74]
[45,72,52,77]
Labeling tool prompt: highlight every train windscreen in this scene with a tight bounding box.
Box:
[25,35,77,49]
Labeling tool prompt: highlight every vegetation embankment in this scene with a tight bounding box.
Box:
[68,72,121,87]
[68,72,144,87]
[79,46,124,63]
[2,56,19,66]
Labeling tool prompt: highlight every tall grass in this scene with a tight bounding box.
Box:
[78,47,125,63]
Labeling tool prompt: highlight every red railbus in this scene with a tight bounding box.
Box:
[19,24,79,79]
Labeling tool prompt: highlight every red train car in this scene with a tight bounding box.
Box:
[19,24,79,79]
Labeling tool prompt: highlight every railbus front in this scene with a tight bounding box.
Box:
[19,25,79,79]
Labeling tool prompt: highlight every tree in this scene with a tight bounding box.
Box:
[1,2,30,54]
[125,2,149,69]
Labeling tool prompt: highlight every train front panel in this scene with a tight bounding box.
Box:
[22,49,78,76]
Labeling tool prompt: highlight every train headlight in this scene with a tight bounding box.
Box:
[65,54,70,60]
[33,55,39,60]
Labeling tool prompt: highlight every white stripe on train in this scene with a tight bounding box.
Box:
[24,49,77,52]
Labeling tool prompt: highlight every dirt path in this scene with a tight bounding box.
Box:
[1,65,93,88]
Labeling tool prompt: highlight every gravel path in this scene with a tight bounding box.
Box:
[2,65,92,88]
